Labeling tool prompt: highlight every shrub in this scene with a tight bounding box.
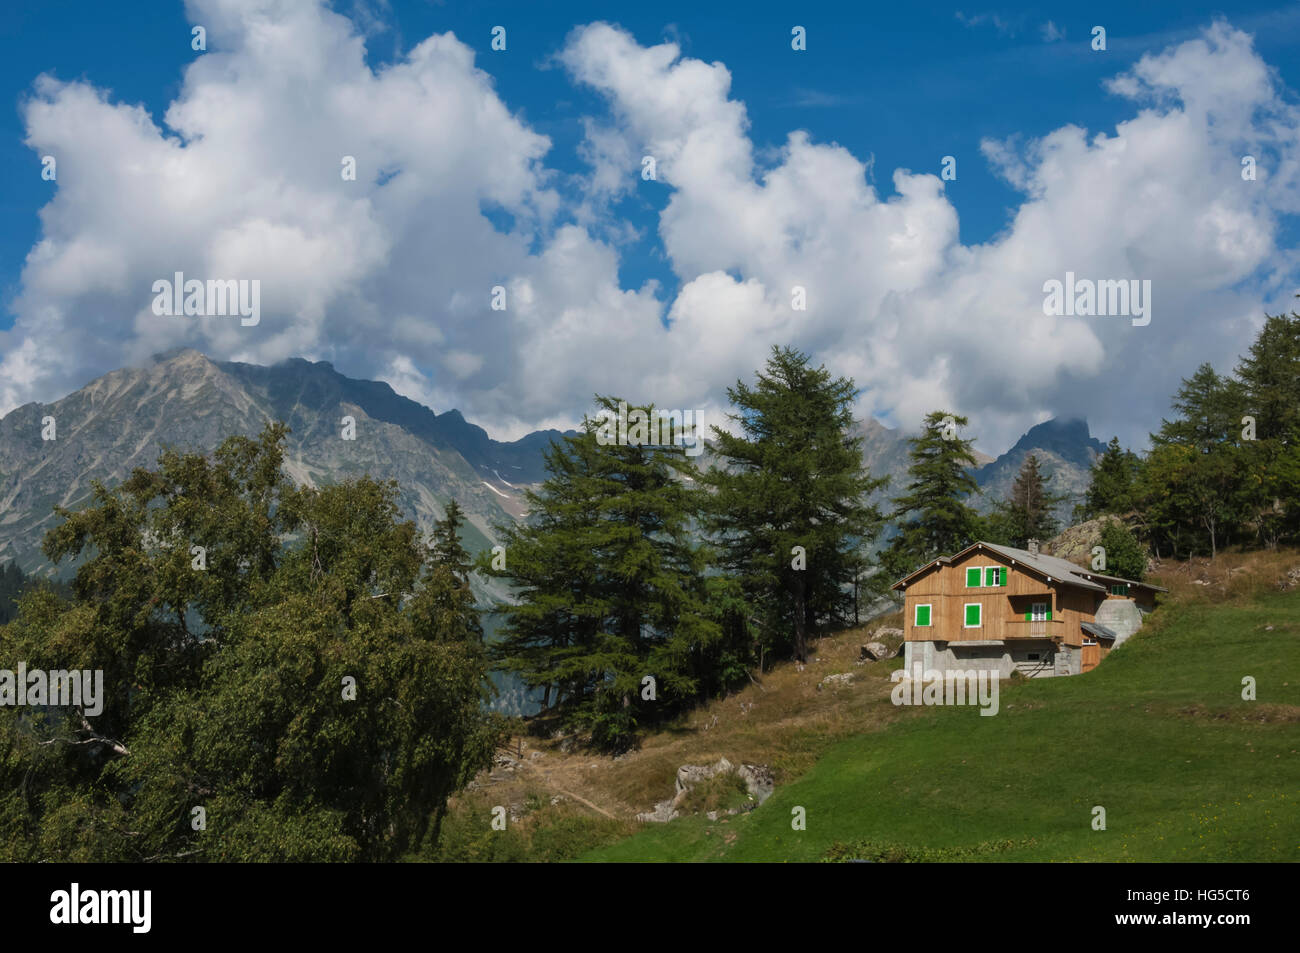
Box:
[1098,522,1147,581]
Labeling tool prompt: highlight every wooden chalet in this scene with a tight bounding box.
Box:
[890,539,1166,677]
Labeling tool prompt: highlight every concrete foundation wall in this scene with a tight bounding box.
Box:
[1054,644,1082,676]
[904,640,1065,678]
[1095,598,1144,647]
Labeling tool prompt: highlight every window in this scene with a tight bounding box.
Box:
[1082,638,1098,646]
[1028,602,1051,622]
[967,566,1006,587]
[964,603,982,628]
[915,604,932,627]
[1027,653,1041,661]
[1110,583,1129,596]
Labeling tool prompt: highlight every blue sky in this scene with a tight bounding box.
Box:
[1,0,1298,452]
[6,1,1298,302]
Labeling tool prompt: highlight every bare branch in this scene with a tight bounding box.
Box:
[36,717,130,757]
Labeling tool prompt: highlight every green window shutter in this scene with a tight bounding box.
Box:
[965,604,981,626]
[1046,608,1053,621]
[966,567,981,587]
[1000,567,1007,586]
[916,605,931,627]
[1025,608,1031,621]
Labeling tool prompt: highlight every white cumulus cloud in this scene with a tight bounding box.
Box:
[0,6,1296,456]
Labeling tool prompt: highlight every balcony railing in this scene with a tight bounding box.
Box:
[1006,618,1063,638]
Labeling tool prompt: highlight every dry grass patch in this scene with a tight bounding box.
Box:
[1149,548,1300,605]
[459,548,1300,837]
[458,612,912,823]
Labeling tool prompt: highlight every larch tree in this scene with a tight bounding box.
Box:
[703,346,886,664]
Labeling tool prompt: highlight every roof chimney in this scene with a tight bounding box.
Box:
[1027,538,1040,556]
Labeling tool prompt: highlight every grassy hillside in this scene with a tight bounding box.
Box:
[434,550,1299,862]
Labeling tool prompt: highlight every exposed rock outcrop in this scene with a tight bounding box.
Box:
[818,672,854,690]
[636,757,775,823]
[859,641,890,661]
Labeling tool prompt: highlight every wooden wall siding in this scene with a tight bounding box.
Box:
[903,545,1101,646]
[1052,586,1099,648]
[903,549,1015,643]
[1081,641,1101,672]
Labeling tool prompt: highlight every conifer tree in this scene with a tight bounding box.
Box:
[431,500,474,580]
[1236,310,1300,444]
[414,500,483,643]
[703,347,886,663]
[1235,310,1300,545]
[1144,364,1248,557]
[999,454,1064,546]
[487,397,721,749]
[883,411,981,579]
[1077,437,1141,522]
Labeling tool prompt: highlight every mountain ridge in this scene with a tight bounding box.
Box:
[0,349,554,583]
[972,416,1107,522]
[1,351,1109,574]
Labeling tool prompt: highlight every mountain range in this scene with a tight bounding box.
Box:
[1,350,1107,580]
[0,349,562,599]
[971,416,1108,516]
[854,415,1101,527]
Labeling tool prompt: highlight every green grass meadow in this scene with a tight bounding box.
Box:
[582,590,1300,862]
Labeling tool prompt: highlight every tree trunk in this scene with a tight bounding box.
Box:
[793,576,808,662]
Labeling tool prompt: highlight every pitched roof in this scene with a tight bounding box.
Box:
[890,541,1167,593]
[992,543,1108,590]
[1083,570,1169,592]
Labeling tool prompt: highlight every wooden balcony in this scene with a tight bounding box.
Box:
[1005,618,1063,638]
